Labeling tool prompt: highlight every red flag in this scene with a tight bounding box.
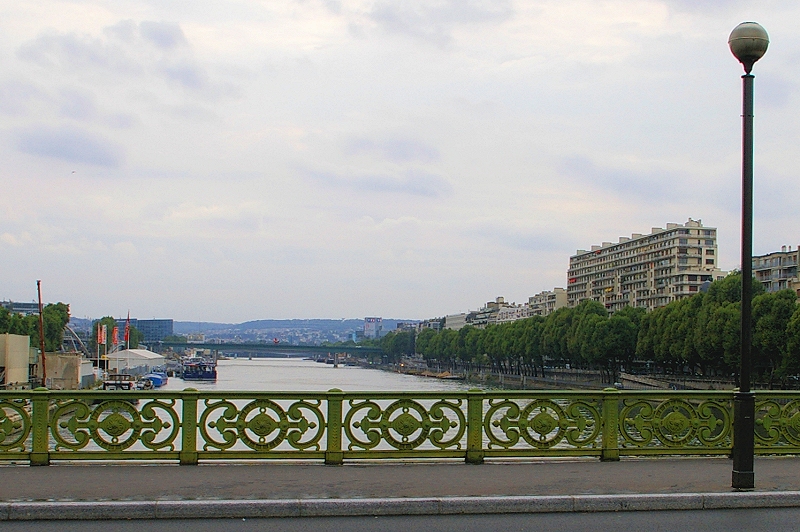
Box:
[124,312,130,344]
[112,326,119,346]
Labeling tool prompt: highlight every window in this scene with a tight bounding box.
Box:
[689,275,697,281]
[706,259,715,265]
[679,239,688,245]
[689,285,698,292]
[706,249,714,255]
[705,239,714,246]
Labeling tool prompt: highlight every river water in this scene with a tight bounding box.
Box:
[160,358,478,392]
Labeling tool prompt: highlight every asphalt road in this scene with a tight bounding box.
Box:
[2,508,800,532]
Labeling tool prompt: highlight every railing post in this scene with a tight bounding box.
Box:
[180,388,199,465]
[466,389,484,464]
[325,388,344,465]
[601,387,620,462]
[30,387,50,466]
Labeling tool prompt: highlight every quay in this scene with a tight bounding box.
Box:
[2,457,800,520]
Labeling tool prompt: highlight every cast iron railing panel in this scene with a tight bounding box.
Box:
[0,388,797,464]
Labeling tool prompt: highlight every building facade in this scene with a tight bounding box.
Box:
[753,246,800,295]
[363,317,383,339]
[495,305,529,324]
[444,313,468,330]
[528,288,567,316]
[567,219,726,312]
[1,301,40,316]
[136,319,174,343]
[471,297,514,328]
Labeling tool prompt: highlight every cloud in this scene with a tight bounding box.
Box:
[468,221,564,253]
[347,138,440,163]
[16,126,124,167]
[58,89,98,120]
[308,169,452,198]
[161,62,208,89]
[17,22,214,93]
[0,81,43,116]
[557,155,685,202]
[139,21,187,50]
[17,31,140,74]
[367,0,513,44]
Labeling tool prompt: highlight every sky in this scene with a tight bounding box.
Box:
[2,1,799,323]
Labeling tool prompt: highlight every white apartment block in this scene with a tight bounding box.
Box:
[753,246,800,295]
[495,305,529,324]
[528,288,567,316]
[567,219,727,312]
[444,313,468,330]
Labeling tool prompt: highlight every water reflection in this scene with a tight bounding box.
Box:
[161,358,478,392]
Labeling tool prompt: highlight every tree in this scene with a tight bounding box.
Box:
[0,303,70,353]
[752,290,798,386]
[783,305,800,379]
[128,326,144,349]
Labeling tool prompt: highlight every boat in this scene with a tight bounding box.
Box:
[142,372,167,387]
[181,357,217,381]
[102,374,137,390]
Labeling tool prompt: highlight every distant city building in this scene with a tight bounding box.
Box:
[136,319,174,343]
[495,304,528,324]
[363,317,383,339]
[395,322,419,332]
[528,288,568,316]
[1,301,40,316]
[753,246,800,295]
[567,219,727,312]
[471,297,513,329]
[115,318,139,331]
[444,313,468,330]
[416,318,444,332]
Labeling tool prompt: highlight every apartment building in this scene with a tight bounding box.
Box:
[528,288,567,316]
[471,297,514,328]
[495,304,529,324]
[567,219,727,312]
[444,313,468,330]
[753,246,800,295]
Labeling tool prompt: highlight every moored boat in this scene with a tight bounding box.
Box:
[181,357,217,381]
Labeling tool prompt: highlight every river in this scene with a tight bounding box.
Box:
[160,357,479,392]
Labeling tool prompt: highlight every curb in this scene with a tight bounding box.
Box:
[3,492,800,520]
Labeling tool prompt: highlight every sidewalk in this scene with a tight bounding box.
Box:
[2,456,800,520]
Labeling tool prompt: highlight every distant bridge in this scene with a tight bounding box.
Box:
[154,341,383,357]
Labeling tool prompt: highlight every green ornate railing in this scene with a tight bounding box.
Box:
[1,388,799,465]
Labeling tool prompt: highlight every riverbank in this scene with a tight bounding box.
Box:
[388,363,745,391]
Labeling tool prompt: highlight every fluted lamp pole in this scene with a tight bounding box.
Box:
[728,21,768,490]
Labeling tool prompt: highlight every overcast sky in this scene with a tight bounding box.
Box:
[2,1,799,323]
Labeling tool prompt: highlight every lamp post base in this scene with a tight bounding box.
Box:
[732,391,755,489]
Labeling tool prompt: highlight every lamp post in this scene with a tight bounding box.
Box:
[728,21,768,490]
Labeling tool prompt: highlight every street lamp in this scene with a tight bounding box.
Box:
[728,21,768,490]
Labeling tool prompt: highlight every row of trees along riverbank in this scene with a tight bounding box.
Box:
[0,303,70,352]
[365,273,800,389]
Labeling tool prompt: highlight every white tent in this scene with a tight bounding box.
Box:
[104,349,165,373]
